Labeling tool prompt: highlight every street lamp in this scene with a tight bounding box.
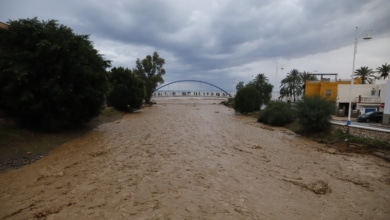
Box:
[274,62,284,100]
[346,27,372,125]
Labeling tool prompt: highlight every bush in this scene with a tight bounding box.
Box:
[234,85,258,113]
[220,98,234,108]
[107,67,145,112]
[0,18,110,130]
[258,101,295,126]
[295,96,335,133]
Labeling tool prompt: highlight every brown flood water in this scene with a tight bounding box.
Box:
[0,98,389,220]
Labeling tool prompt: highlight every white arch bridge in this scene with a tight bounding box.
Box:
[153,80,232,98]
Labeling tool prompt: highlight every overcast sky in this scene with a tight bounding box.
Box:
[1,0,389,92]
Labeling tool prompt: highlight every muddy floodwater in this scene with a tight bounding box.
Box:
[1,98,389,219]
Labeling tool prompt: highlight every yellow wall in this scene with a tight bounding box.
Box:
[305,81,321,97]
[305,78,361,101]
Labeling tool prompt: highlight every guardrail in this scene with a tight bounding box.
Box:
[355,96,381,103]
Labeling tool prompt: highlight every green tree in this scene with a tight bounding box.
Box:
[236,81,245,91]
[0,18,110,130]
[299,71,317,96]
[280,69,302,102]
[354,66,376,84]
[107,67,145,112]
[134,51,166,104]
[376,63,390,80]
[295,96,335,133]
[249,73,273,109]
[258,101,295,126]
[234,84,258,113]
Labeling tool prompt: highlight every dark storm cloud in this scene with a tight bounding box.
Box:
[1,0,389,89]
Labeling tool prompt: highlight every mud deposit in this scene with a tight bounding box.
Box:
[1,98,389,219]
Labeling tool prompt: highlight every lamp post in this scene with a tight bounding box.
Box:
[346,27,372,126]
[274,62,284,100]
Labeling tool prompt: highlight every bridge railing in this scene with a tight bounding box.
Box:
[154,79,232,97]
[153,91,230,97]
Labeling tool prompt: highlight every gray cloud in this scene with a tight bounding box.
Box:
[1,0,389,90]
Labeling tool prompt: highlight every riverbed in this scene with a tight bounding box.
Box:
[0,98,389,219]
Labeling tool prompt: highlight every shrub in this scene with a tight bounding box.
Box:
[234,84,258,113]
[0,18,110,130]
[221,98,234,108]
[258,101,295,126]
[107,67,145,112]
[295,96,335,133]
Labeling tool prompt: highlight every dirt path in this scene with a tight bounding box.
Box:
[1,98,389,219]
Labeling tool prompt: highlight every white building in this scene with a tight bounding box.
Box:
[337,80,388,122]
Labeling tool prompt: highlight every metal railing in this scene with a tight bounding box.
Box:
[356,96,381,103]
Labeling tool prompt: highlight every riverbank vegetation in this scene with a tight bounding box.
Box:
[0,18,165,131]
[234,73,273,113]
[258,96,335,133]
[0,18,110,130]
[233,82,389,153]
[0,18,167,171]
[258,101,295,126]
[107,67,145,112]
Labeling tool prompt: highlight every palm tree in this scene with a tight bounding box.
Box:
[280,69,302,102]
[354,66,376,84]
[279,87,292,101]
[376,63,390,80]
[299,71,318,96]
[250,73,273,109]
[253,73,269,85]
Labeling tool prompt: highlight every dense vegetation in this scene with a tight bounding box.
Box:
[234,73,273,113]
[258,101,295,126]
[234,84,259,113]
[0,18,166,130]
[0,18,110,130]
[107,67,145,112]
[295,96,335,133]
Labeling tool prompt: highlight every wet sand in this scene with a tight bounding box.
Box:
[0,98,389,219]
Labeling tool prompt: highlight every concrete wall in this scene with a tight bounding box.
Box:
[331,123,390,143]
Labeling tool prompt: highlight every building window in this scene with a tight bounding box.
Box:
[325,89,331,97]
[371,88,376,96]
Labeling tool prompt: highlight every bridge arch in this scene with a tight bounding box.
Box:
[155,80,232,97]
